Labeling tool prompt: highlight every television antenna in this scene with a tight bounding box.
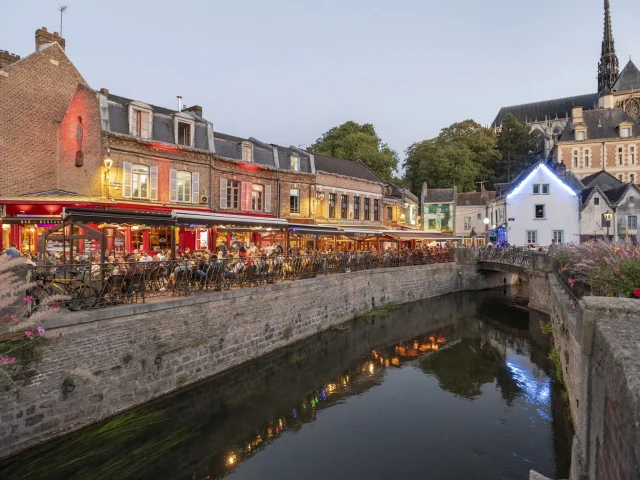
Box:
[475,180,489,190]
[59,5,67,37]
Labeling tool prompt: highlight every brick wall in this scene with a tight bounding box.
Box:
[0,262,515,458]
[211,159,278,214]
[316,172,384,226]
[0,44,86,196]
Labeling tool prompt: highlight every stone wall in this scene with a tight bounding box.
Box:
[547,276,640,480]
[0,262,515,459]
[528,272,552,315]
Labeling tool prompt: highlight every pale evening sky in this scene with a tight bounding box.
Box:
[2,0,639,170]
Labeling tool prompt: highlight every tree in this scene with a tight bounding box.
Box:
[495,114,544,183]
[309,121,399,181]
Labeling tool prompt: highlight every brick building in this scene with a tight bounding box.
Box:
[382,183,420,230]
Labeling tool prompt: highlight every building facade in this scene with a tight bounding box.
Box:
[454,191,495,245]
[421,184,456,234]
[382,184,420,230]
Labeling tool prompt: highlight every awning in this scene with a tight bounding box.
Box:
[288,224,343,236]
[63,207,176,226]
[1,215,62,224]
[384,231,460,241]
[172,210,287,228]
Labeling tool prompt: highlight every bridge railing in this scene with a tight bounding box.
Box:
[476,247,553,273]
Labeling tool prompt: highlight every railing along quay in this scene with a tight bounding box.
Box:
[28,249,455,311]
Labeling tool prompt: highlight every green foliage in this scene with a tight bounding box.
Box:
[61,377,76,398]
[540,320,553,336]
[403,120,498,195]
[495,114,544,183]
[549,348,563,383]
[309,121,399,181]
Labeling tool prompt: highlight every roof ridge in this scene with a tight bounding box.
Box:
[498,92,598,110]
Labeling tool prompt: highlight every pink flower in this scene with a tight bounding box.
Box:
[568,278,576,287]
[634,288,640,298]
[23,295,34,304]
[37,327,45,336]
[571,302,576,309]
[0,356,16,365]
[25,330,33,339]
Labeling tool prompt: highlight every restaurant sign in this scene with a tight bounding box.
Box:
[110,182,123,187]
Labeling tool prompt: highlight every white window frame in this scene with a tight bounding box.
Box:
[176,171,192,203]
[584,149,590,167]
[534,204,545,220]
[628,215,638,230]
[464,217,471,230]
[173,113,195,147]
[576,130,585,141]
[621,127,631,138]
[552,230,564,244]
[132,164,150,199]
[242,142,254,163]
[290,154,300,172]
[618,147,624,165]
[128,101,153,139]
[526,230,538,245]
[251,184,264,212]
[476,213,482,220]
[542,184,550,194]
[290,188,300,214]
[630,146,636,165]
[532,184,540,194]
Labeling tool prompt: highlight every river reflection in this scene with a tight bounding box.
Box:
[0,286,572,480]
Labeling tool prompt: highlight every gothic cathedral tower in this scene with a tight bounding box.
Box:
[597,0,619,92]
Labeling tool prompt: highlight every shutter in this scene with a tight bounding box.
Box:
[241,182,252,211]
[219,178,227,209]
[192,172,199,204]
[348,196,354,218]
[264,185,272,213]
[128,108,135,136]
[169,169,177,203]
[123,162,132,198]
[149,166,158,201]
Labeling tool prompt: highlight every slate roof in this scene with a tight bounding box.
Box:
[580,171,622,191]
[492,93,599,127]
[104,93,211,150]
[424,189,455,204]
[456,191,496,206]
[612,60,640,92]
[579,185,613,209]
[564,170,585,193]
[559,108,640,142]
[314,154,383,183]
[603,184,631,204]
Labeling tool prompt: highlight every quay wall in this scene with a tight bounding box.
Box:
[0,262,516,459]
[547,276,640,480]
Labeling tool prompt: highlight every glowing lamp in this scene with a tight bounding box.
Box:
[131,225,139,231]
[483,218,490,225]
[603,212,613,222]
[103,157,113,170]
[2,224,10,230]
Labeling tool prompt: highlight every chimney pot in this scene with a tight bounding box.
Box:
[100,88,110,97]
[184,104,203,117]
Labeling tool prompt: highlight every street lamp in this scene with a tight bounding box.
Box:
[104,153,113,198]
[603,211,613,239]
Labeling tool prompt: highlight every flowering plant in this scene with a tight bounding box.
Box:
[0,257,66,383]
[551,240,640,298]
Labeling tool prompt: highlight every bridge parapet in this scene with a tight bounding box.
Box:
[476,248,552,274]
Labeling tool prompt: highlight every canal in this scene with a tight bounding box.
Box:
[0,286,572,480]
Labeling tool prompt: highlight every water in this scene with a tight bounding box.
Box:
[0,286,572,480]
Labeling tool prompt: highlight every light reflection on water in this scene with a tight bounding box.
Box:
[0,286,572,480]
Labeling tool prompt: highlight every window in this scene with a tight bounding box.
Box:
[621,127,631,138]
[387,206,393,220]
[552,230,564,244]
[289,189,300,214]
[618,147,624,165]
[427,205,437,214]
[132,165,149,199]
[176,171,192,203]
[464,217,471,230]
[584,149,590,167]
[353,197,360,219]
[619,174,624,181]
[534,204,545,219]
[577,131,585,141]
[631,146,636,165]
[177,122,192,146]
[533,184,540,194]
[373,199,380,221]
[242,144,253,163]
[328,193,336,218]
[631,174,635,184]
[227,180,240,209]
[542,184,549,194]
[132,110,151,139]
[341,195,348,219]
[251,184,263,211]
[290,155,300,172]
[428,219,437,229]
[630,196,635,205]
[526,230,538,245]
[573,149,579,168]
[364,198,370,220]
[594,197,600,205]
[477,213,482,220]
[628,216,638,229]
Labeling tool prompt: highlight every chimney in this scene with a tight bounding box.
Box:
[35,27,66,52]
[572,106,583,124]
[0,50,21,69]
[99,87,109,97]
[184,105,203,117]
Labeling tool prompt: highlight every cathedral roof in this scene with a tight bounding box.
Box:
[491,93,599,128]
[612,60,640,92]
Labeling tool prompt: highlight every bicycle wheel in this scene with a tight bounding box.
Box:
[68,286,99,311]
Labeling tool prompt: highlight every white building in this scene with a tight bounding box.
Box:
[505,162,580,246]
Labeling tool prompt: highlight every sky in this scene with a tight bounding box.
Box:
[2,0,639,169]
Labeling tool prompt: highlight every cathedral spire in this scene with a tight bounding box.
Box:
[597,0,619,92]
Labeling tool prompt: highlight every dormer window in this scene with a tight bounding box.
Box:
[128,101,153,139]
[621,127,631,138]
[173,113,195,147]
[242,143,254,163]
[576,130,585,141]
[290,154,300,171]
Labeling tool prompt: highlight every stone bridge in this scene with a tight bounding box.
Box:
[456,248,552,277]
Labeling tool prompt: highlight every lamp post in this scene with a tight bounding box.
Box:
[603,211,613,239]
[483,217,490,245]
[103,154,113,199]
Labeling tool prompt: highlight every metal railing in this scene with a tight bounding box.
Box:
[28,249,455,311]
[476,246,533,269]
